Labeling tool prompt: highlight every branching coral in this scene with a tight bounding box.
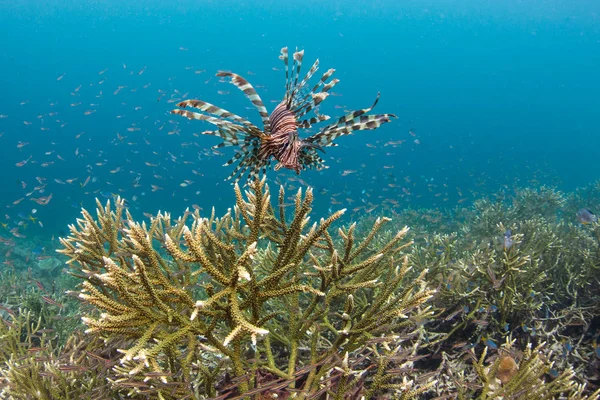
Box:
[3,181,600,398]
[381,182,600,397]
[469,340,599,399]
[57,177,436,398]
[429,338,600,399]
[0,310,113,400]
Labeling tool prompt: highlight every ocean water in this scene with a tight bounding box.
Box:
[1,0,599,240]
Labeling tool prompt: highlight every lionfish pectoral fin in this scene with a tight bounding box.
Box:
[175,99,259,130]
[301,141,326,154]
[303,93,395,148]
[371,92,381,108]
[216,71,271,133]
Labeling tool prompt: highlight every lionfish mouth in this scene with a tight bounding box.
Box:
[171,47,397,183]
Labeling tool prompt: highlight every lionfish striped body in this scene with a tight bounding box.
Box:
[171,47,396,183]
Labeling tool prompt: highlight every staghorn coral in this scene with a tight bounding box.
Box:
[1,180,600,398]
[3,180,600,398]
[57,177,436,398]
[512,186,566,221]
[410,222,550,351]
[0,310,114,400]
[458,186,565,240]
[376,182,600,396]
[428,338,600,399]
[468,339,600,399]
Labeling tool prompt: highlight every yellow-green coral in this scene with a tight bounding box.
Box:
[57,177,436,398]
[0,311,111,400]
[2,181,600,398]
[471,339,600,399]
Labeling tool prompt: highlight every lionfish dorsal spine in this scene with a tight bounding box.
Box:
[291,49,304,100]
[289,58,320,110]
[292,70,339,119]
[279,47,290,100]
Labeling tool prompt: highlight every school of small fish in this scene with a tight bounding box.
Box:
[0,46,591,250]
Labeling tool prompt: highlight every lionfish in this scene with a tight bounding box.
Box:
[171,47,396,183]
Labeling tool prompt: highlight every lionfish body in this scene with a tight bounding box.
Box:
[172,47,396,183]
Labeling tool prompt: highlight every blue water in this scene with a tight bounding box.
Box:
[1,0,599,238]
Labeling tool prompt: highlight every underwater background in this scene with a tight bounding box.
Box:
[1,0,600,237]
[1,0,600,398]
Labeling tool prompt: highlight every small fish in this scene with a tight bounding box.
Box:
[58,365,88,372]
[27,347,46,353]
[30,194,53,205]
[81,176,91,188]
[143,371,173,378]
[503,229,513,249]
[0,305,15,317]
[593,339,600,358]
[41,296,63,308]
[481,335,497,349]
[34,279,47,293]
[15,156,32,167]
[576,208,597,225]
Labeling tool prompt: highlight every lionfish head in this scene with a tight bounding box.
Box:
[273,131,303,174]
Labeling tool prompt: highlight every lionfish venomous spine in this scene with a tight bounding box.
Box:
[171,47,396,183]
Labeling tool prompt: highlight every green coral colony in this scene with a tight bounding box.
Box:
[0,49,599,399]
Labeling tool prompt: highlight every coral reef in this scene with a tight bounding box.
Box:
[54,178,435,398]
[1,182,600,398]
